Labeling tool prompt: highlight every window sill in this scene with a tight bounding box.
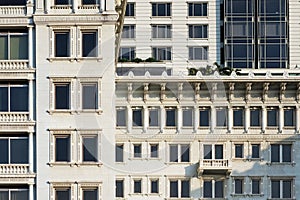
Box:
[186,16,209,19]
[50,5,72,9]
[248,194,264,197]
[165,198,192,200]
[267,198,295,200]
[150,16,172,19]
[230,194,247,197]
[76,162,102,167]
[187,38,209,40]
[247,158,263,161]
[48,57,76,62]
[267,162,295,166]
[165,162,192,165]
[76,57,103,62]
[48,110,75,115]
[76,109,103,114]
[232,158,247,161]
[48,162,76,167]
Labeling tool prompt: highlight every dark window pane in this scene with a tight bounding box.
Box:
[134,180,141,193]
[151,144,158,158]
[215,180,224,198]
[282,144,291,162]
[10,86,28,111]
[115,144,123,162]
[235,179,243,194]
[0,191,8,199]
[215,145,223,159]
[170,181,178,197]
[181,145,190,162]
[0,139,8,164]
[204,145,212,159]
[271,180,280,198]
[55,0,70,5]
[284,109,294,126]
[82,32,96,57]
[0,36,8,60]
[83,189,97,200]
[0,87,8,111]
[134,144,141,158]
[133,109,142,126]
[267,109,278,126]
[283,180,291,198]
[55,136,70,162]
[116,109,126,126]
[235,144,243,158]
[125,3,135,16]
[252,179,260,194]
[55,32,69,57]
[10,35,28,59]
[149,109,159,126]
[166,109,176,126]
[233,109,243,126]
[271,144,280,162]
[11,138,28,163]
[55,84,70,109]
[116,180,124,197]
[56,189,70,200]
[203,181,212,198]
[216,109,227,127]
[0,0,26,5]
[250,109,261,126]
[181,180,190,197]
[251,144,260,158]
[82,84,97,109]
[82,0,97,5]
[200,109,209,126]
[183,109,193,126]
[170,145,178,162]
[11,190,28,200]
[151,180,159,193]
[83,136,97,162]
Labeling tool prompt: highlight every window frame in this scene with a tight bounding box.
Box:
[149,107,160,127]
[79,78,101,112]
[152,47,172,61]
[125,2,135,17]
[0,136,29,164]
[115,179,124,198]
[165,107,177,127]
[188,2,208,16]
[267,107,279,127]
[169,144,190,163]
[0,188,29,200]
[284,107,295,127]
[77,27,101,59]
[234,144,244,159]
[122,25,136,39]
[151,24,172,39]
[152,3,171,17]
[188,24,208,39]
[216,107,228,127]
[0,31,28,60]
[115,143,124,162]
[133,179,142,194]
[199,107,210,127]
[250,107,261,127]
[150,143,159,158]
[119,47,136,61]
[116,107,127,127]
[150,179,159,194]
[203,144,224,160]
[233,178,244,195]
[188,46,208,60]
[133,143,142,158]
[78,131,101,165]
[250,177,262,195]
[203,179,225,198]
[233,107,244,127]
[169,179,190,198]
[78,182,101,200]
[270,178,294,199]
[50,183,74,200]
[182,107,193,127]
[132,107,143,127]
[53,30,71,58]
[270,143,293,164]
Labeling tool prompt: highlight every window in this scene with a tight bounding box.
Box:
[119,47,135,61]
[169,180,190,198]
[133,144,142,158]
[188,3,208,16]
[82,32,97,57]
[116,180,124,197]
[169,144,190,162]
[271,179,292,198]
[54,32,70,57]
[55,83,70,110]
[55,188,71,200]
[203,144,223,159]
[115,144,124,162]
[166,107,176,127]
[0,137,28,164]
[125,3,135,16]
[250,108,261,126]
[133,180,141,193]
[82,83,98,109]
[82,135,97,162]
[271,144,292,163]
[152,25,171,38]
[82,0,97,5]
[188,25,208,38]
[82,188,98,200]
[0,83,28,112]
[182,108,193,127]
[152,47,171,61]
[55,135,70,162]
[251,178,260,194]
[235,144,243,158]
[55,0,71,5]
[152,3,171,16]
[150,144,159,158]
[203,180,224,198]
[116,107,126,127]
[267,107,278,126]
[284,107,295,127]
[122,25,135,39]
[216,108,227,127]
[0,188,28,200]
[234,179,243,194]
[189,47,208,60]
[132,107,142,127]
[0,0,26,5]
[233,108,244,126]
[150,180,159,193]
[199,107,210,127]
[0,31,28,60]
[251,144,260,159]
[149,108,159,127]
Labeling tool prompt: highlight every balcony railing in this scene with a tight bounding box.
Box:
[0,60,29,70]
[201,159,229,167]
[0,164,29,174]
[198,159,231,176]
[0,6,26,16]
[0,112,30,123]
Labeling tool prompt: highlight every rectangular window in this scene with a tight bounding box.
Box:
[133,180,141,193]
[203,145,212,159]
[82,188,97,200]
[234,179,243,194]
[251,144,260,158]
[55,83,70,110]
[189,25,208,38]
[181,180,190,198]
[203,180,212,198]
[0,188,29,200]
[284,107,295,127]
[152,47,171,61]
[215,145,223,159]
[166,108,176,127]
[170,180,178,197]
[82,135,97,162]
[170,180,190,198]
[116,180,124,197]
[271,144,291,163]
[150,144,159,158]
[122,25,135,39]
[216,108,227,127]
[149,108,159,127]
[0,137,28,164]
[0,31,28,60]
[125,3,135,16]
[188,3,208,16]
[250,108,261,126]
[251,179,260,194]
[169,144,178,162]
[169,144,190,162]
[199,108,210,127]
[152,25,171,38]
[203,180,224,198]
[235,144,243,158]
[267,108,278,127]
[132,108,142,127]
[233,108,244,126]
[55,188,70,200]
[189,46,208,60]
[116,108,126,127]
[82,83,97,109]
[82,32,97,57]
[271,180,292,198]
[54,32,70,57]
[204,144,223,159]
[0,84,28,112]
[215,180,224,198]
[119,47,135,61]
[133,144,141,158]
[182,108,193,127]
[115,144,124,162]
[0,0,26,5]
[151,180,159,193]
[152,3,171,16]
[55,135,70,162]
[82,0,97,5]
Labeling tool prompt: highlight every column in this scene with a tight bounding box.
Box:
[45,0,51,13]
[279,106,284,133]
[245,106,250,133]
[127,106,132,133]
[160,106,165,133]
[177,106,182,133]
[29,184,34,200]
[296,106,300,133]
[73,0,78,13]
[194,106,199,133]
[210,106,216,133]
[100,0,105,12]
[29,132,34,173]
[28,26,33,68]
[143,106,148,133]
[262,106,267,133]
[228,106,233,133]
[29,79,33,121]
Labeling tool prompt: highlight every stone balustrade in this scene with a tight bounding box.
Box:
[0,112,30,123]
[0,6,26,16]
[201,159,229,167]
[0,164,29,174]
[0,61,29,70]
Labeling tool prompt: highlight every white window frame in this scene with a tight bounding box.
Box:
[188,2,208,16]
[188,24,208,39]
[232,177,245,195]
[249,143,261,160]
[49,26,73,60]
[151,24,172,39]
[168,178,190,198]
[270,143,293,164]
[78,182,102,200]
[233,143,244,159]
[132,178,142,194]
[0,31,28,60]
[77,26,101,59]
[202,178,225,198]
[182,107,193,127]
[168,143,190,163]
[188,46,208,60]
[122,25,136,39]
[148,107,160,127]
[149,143,159,159]
[49,182,74,200]
[115,143,124,163]
[269,178,294,199]
[0,136,29,164]
[132,107,143,127]
[131,143,143,159]
[152,47,172,61]
[119,47,136,61]
[148,178,160,194]
[250,177,263,195]
[202,143,225,160]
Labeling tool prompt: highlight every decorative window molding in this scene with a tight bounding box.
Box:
[49,182,75,200]
[78,182,102,200]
